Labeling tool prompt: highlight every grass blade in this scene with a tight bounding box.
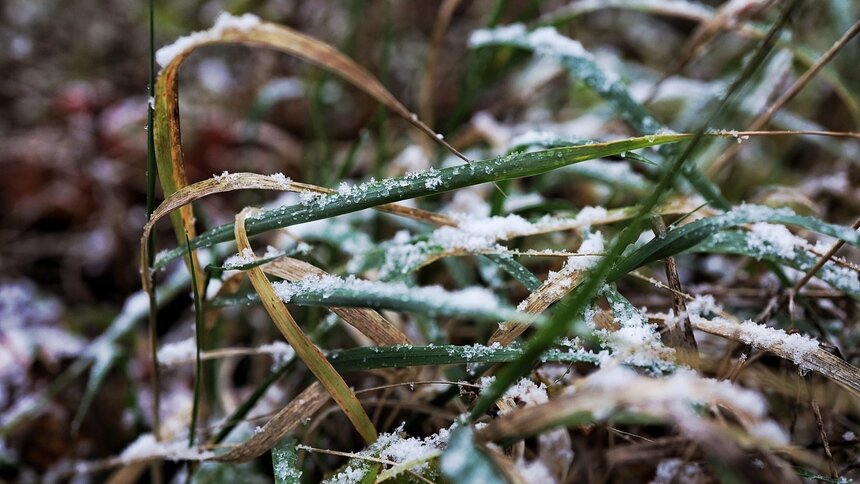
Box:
[233,209,377,444]
[207,276,542,325]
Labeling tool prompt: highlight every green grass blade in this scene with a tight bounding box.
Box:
[153,134,691,269]
[483,254,542,291]
[185,232,204,447]
[208,276,542,325]
[328,344,600,372]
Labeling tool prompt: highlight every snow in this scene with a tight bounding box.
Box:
[572,206,609,230]
[469,24,591,60]
[119,433,215,462]
[747,222,807,259]
[223,247,256,268]
[690,315,819,368]
[258,77,304,105]
[269,172,292,189]
[515,459,556,483]
[272,274,505,314]
[843,431,856,441]
[156,337,196,366]
[567,231,605,271]
[213,170,241,184]
[686,295,720,318]
[650,458,705,484]
[527,27,592,59]
[595,289,676,371]
[155,12,262,67]
[468,23,528,47]
[502,192,543,212]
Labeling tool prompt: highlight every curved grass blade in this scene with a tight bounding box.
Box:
[152,13,467,240]
[609,205,860,280]
[154,133,692,269]
[234,209,377,444]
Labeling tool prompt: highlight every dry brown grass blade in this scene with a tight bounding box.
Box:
[636,272,860,398]
[215,381,329,462]
[234,209,377,443]
[261,257,411,346]
[490,271,583,347]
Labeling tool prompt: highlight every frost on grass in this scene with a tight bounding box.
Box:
[591,287,676,372]
[155,12,262,67]
[213,170,241,184]
[686,294,721,319]
[689,314,819,368]
[323,423,450,483]
[272,274,509,317]
[269,172,292,189]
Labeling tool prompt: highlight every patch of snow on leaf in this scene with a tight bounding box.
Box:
[223,248,256,269]
[747,222,807,259]
[155,13,262,67]
[120,433,215,462]
[501,378,548,414]
[269,172,292,189]
[690,315,819,369]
